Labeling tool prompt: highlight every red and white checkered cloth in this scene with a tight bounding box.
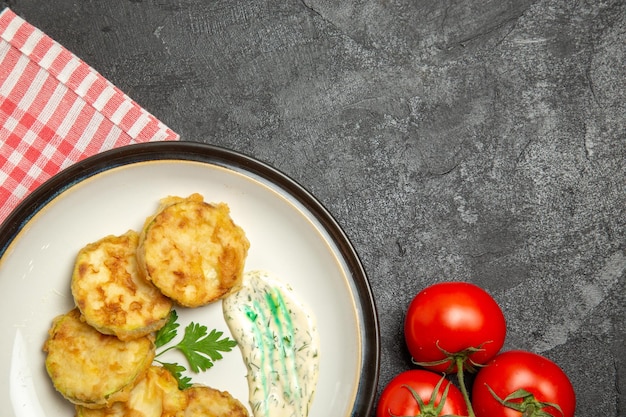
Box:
[0,8,179,224]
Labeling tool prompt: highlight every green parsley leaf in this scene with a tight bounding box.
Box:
[159,361,192,390]
[154,309,237,387]
[155,310,180,348]
[177,322,238,373]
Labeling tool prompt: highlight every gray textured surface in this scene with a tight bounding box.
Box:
[6,0,626,415]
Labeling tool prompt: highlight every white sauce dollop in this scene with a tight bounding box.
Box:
[222,270,320,417]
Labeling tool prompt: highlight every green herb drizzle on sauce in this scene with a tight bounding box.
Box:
[223,270,320,417]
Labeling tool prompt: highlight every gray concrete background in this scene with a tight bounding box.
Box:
[5,0,625,415]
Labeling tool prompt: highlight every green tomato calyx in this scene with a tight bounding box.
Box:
[411,341,491,374]
[389,375,465,417]
[485,385,564,417]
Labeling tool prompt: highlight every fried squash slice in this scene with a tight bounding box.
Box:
[76,367,249,417]
[76,366,187,417]
[137,193,250,308]
[71,230,173,341]
[182,385,249,417]
[43,308,155,409]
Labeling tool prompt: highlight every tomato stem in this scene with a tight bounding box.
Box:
[455,356,475,417]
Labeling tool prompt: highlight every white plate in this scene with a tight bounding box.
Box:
[0,142,379,417]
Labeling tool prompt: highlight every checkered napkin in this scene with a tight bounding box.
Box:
[0,8,179,224]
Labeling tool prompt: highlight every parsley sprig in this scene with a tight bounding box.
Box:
[155,310,237,389]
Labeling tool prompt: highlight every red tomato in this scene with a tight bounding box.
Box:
[472,350,576,417]
[404,282,506,373]
[376,369,468,417]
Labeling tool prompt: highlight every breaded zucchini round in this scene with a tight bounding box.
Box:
[75,366,187,417]
[43,308,155,409]
[182,386,249,417]
[71,230,173,341]
[137,194,250,308]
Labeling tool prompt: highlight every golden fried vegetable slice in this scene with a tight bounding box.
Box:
[181,386,249,417]
[71,230,173,341]
[137,193,250,308]
[43,308,155,409]
[76,366,187,417]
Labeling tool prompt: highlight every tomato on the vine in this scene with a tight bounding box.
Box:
[472,350,576,417]
[376,369,468,417]
[404,282,506,373]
